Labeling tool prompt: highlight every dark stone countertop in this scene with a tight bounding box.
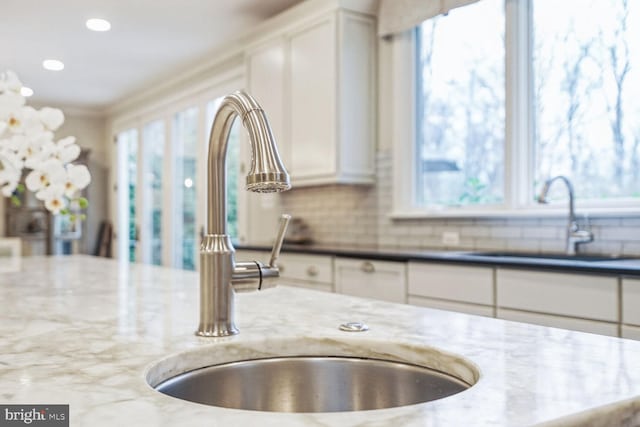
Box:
[237,243,640,276]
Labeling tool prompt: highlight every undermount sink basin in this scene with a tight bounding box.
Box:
[146,337,478,413]
[466,251,632,262]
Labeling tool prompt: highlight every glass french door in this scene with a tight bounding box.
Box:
[172,107,199,270]
[115,81,244,269]
[140,120,165,265]
[116,128,139,263]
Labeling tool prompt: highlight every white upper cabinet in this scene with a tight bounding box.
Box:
[245,4,376,186]
[246,38,287,161]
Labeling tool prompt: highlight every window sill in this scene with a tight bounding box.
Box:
[389,206,640,220]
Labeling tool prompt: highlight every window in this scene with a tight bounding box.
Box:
[403,0,640,215]
[532,0,640,201]
[416,0,504,207]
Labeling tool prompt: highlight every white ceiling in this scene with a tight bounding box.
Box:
[0,0,303,113]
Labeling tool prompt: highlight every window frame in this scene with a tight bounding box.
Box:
[391,0,640,219]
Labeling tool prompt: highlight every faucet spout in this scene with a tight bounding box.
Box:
[207,91,290,235]
[537,175,593,255]
[198,91,291,337]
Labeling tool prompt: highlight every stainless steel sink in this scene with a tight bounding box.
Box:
[466,251,631,262]
[154,356,471,412]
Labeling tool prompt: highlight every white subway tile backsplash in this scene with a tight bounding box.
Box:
[490,227,522,239]
[507,239,539,252]
[473,238,508,251]
[623,242,640,256]
[522,227,560,239]
[458,225,491,238]
[600,227,640,242]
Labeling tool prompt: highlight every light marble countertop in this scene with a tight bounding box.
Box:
[2,255,640,426]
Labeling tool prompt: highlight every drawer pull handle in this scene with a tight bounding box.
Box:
[361,262,375,273]
[306,266,319,277]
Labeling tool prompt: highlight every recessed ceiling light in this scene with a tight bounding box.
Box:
[86,18,111,32]
[20,87,34,97]
[43,59,64,71]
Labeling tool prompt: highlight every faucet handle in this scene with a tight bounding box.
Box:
[269,214,291,267]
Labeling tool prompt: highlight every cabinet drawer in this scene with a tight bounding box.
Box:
[408,296,494,317]
[497,269,618,322]
[334,258,406,303]
[235,250,270,263]
[278,278,333,293]
[277,253,333,284]
[622,325,640,341]
[408,262,494,305]
[622,278,640,326]
[497,308,619,337]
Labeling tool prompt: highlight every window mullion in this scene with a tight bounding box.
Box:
[505,0,533,209]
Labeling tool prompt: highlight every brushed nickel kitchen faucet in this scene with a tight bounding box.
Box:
[197,90,291,337]
[537,175,593,255]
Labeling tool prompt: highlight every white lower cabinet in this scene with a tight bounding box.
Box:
[622,325,640,340]
[235,250,334,293]
[238,249,638,338]
[622,278,640,326]
[409,296,494,317]
[277,253,334,293]
[334,258,406,303]
[407,262,494,317]
[496,269,618,322]
[497,308,619,337]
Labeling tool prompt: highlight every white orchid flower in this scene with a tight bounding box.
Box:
[0,146,24,172]
[0,171,19,197]
[38,184,67,214]
[63,164,91,198]
[48,136,80,164]
[0,70,22,94]
[0,153,20,197]
[20,106,46,136]
[39,107,65,131]
[25,158,66,194]
[0,70,91,215]
[0,91,26,119]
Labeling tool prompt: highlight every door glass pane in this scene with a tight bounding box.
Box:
[532,0,640,201]
[142,120,164,265]
[415,0,505,207]
[173,107,198,270]
[206,99,240,238]
[116,128,138,263]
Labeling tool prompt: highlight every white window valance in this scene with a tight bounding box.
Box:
[377,0,481,36]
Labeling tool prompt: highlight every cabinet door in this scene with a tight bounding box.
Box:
[289,17,337,180]
[246,39,287,163]
[408,296,494,317]
[408,262,494,306]
[622,325,640,341]
[334,258,406,303]
[497,308,619,337]
[622,278,640,326]
[277,253,334,292]
[496,269,618,322]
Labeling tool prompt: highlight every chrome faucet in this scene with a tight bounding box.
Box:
[197,90,291,337]
[537,175,593,255]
